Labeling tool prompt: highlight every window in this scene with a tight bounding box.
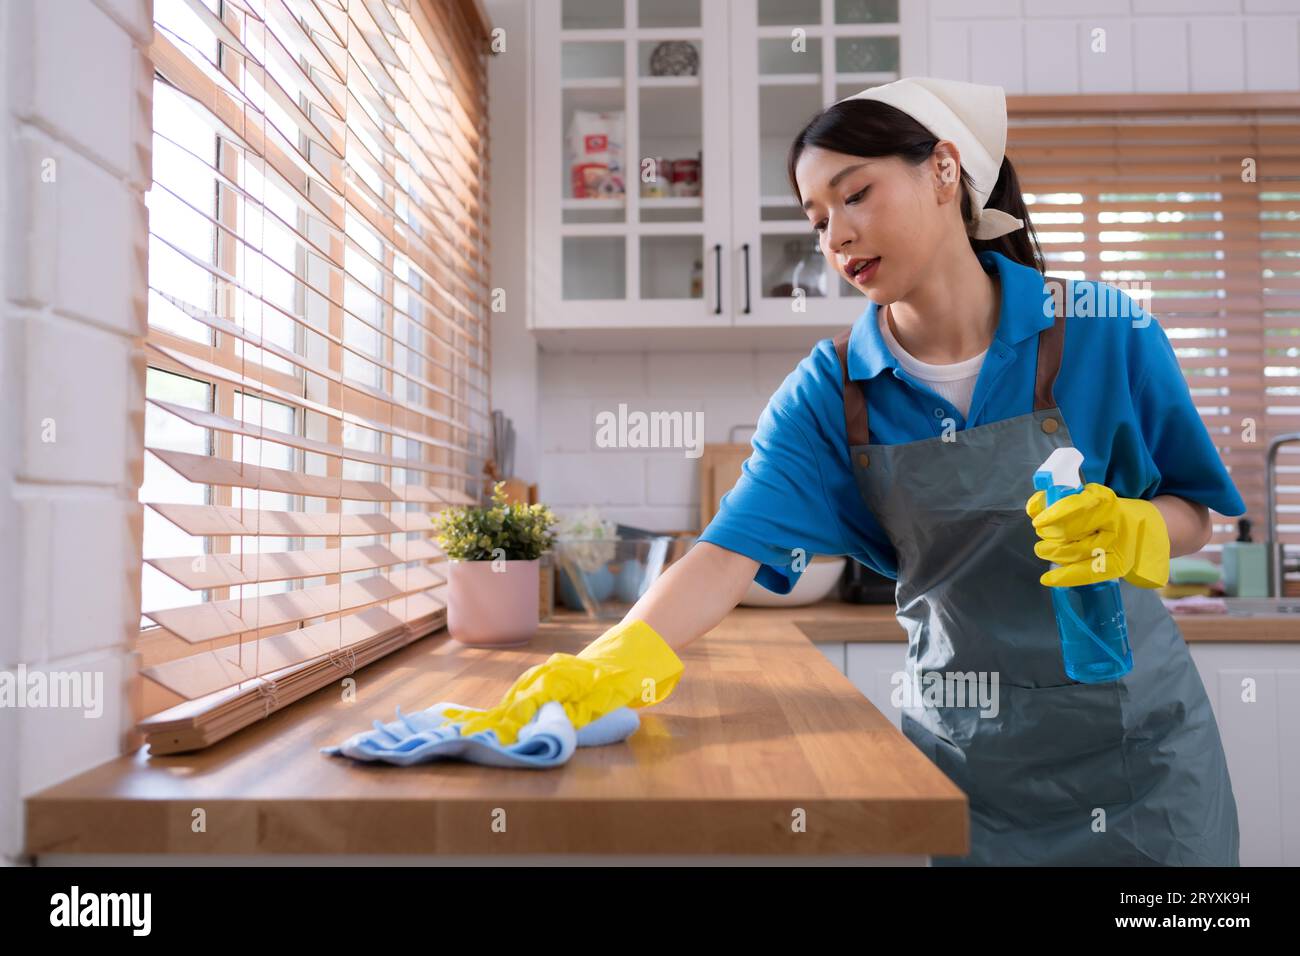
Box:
[1009,95,1300,562]
[138,0,491,746]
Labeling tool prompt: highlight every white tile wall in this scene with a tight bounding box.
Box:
[929,21,970,80]
[1027,0,1153,15]
[933,0,1025,17]
[933,0,1300,94]
[1190,17,1248,90]
[1025,20,1080,91]
[535,349,800,529]
[970,20,1028,93]
[1134,19,1190,92]
[1132,0,1246,11]
[1246,18,1300,88]
[1079,20,1136,93]
[0,0,151,863]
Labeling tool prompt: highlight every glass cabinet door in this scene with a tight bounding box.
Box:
[533,0,732,328]
[729,0,905,327]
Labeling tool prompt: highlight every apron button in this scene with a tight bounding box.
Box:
[857,452,870,468]
[1041,417,1059,434]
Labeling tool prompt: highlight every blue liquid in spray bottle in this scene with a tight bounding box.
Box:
[1033,447,1134,684]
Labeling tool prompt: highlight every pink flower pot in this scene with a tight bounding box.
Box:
[446,558,540,647]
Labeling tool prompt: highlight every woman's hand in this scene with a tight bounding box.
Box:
[1025,483,1170,589]
[440,541,757,745]
[439,619,685,745]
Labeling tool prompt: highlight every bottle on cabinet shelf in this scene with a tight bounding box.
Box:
[768,238,827,298]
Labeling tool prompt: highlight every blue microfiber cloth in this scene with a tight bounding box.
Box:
[321,700,640,769]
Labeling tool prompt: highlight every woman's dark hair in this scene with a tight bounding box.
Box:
[787,99,1044,273]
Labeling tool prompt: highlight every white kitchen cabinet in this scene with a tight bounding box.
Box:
[845,641,908,730]
[728,0,913,327]
[1188,643,1300,868]
[529,0,919,343]
[840,638,1300,866]
[812,640,847,673]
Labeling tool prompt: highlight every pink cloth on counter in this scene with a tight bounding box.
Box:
[1162,595,1227,614]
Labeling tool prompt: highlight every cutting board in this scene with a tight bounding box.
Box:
[698,442,753,530]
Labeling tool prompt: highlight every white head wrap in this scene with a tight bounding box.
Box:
[834,77,1026,241]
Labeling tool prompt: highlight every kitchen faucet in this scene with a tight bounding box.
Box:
[1265,431,1300,597]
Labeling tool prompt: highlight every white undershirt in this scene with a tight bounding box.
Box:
[878,308,987,420]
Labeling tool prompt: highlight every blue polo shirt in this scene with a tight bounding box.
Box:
[699,249,1247,594]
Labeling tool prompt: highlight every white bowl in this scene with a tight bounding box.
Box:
[739,556,846,607]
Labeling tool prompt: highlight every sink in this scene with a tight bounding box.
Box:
[1219,598,1300,616]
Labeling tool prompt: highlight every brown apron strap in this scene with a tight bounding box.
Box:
[1035,278,1068,411]
[832,327,870,445]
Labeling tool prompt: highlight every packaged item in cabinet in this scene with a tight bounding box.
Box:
[670,154,701,197]
[641,157,673,198]
[568,110,625,199]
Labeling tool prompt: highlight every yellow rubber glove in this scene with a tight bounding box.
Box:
[1026,482,1170,589]
[437,618,685,745]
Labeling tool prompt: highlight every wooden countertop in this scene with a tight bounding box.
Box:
[793,598,1300,643]
[25,607,969,858]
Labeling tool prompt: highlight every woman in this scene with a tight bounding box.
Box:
[443,78,1243,867]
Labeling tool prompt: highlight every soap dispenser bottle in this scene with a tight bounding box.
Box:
[1222,518,1269,597]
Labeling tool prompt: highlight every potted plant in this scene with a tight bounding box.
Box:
[432,481,558,647]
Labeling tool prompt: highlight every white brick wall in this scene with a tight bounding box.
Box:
[0,0,151,863]
[521,1,1300,532]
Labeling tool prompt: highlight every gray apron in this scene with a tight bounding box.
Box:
[831,301,1240,866]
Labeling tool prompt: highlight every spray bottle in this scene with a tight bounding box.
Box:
[1033,447,1134,683]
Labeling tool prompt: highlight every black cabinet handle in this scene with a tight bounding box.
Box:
[741,242,751,314]
[713,242,722,314]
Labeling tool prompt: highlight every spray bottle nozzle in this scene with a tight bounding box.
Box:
[1036,446,1084,491]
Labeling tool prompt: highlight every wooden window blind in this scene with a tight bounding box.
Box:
[1007,94,1300,584]
[138,0,492,752]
